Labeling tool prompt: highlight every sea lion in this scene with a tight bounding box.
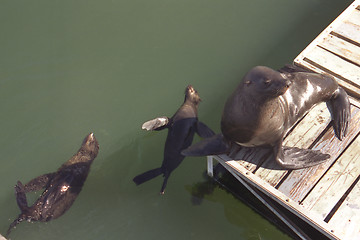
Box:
[133,85,214,194]
[182,66,350,169]
[6,133,99,237]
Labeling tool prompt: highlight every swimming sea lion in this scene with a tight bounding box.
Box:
[7,133,99,237]
[182,66,350,169]
[133,85,214,194]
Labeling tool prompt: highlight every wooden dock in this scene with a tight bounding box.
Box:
[207,1,360,239]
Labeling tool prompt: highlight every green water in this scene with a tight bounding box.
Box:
[0,0,352,239]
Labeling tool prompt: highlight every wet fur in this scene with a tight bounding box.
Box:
[134,86,214,194]
[7,133,99,237]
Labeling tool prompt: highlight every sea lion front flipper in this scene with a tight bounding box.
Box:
[274,143,330,169]
[327,87,351,140]
[181,134,230,156]
[23,173,56,193]
[142,117,169,131]
[196,121,215,138]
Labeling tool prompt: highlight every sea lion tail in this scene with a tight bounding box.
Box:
[133,168,163,185]
[181,134,229,157]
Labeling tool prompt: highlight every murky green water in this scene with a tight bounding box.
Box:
[0,0,352,239]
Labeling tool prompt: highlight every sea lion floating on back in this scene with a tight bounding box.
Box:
[182,66,350,169]
[133,85,214,194]
[7,133,99,237]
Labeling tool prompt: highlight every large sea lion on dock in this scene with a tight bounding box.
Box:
[133,85,214,194]
[182,66,350,169]
[6,133,99,237]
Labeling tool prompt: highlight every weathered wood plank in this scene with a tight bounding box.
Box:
[283,103,331,147]
[319,34,360,66]
[294,1,360,66]
[253,103,331,187]
[328,176,360,240]
[334,10,360,45]
[215,156,339,240]
[302,134,360,219]
[293,2,360,97]
[277,105,360,202]
[304,45,360,87]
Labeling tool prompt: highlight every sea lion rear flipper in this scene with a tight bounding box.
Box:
[6,216,25,238]
[196,121,215,138]
[133,168,163,185]
[15,181,29,212]
[142,117,169,131]
[327,87,351,140]
[275,146,330,169]
[160,173,170,195]
[181,134,229,156]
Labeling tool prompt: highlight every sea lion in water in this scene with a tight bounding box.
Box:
[6,133,99,237]
[133,85,214,194]
[182,66,350,169]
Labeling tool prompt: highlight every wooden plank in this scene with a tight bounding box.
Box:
[214,156,339,239]
[301,134,360,220]
[253,103,331,187]
[295,1,360,66]
[304,45,360,87]
[293,1,360,97]
[334,10,360,45]
[277,105,360,202]
[328,176,360,239]
[283,103,331,147]
[319,34,360,66]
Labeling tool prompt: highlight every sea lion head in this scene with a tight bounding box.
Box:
[185,85,201,105]
[243,66,292,98]
[81,133,99,158]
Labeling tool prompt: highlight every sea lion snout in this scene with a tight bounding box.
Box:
[278,79,292,95]
[83,132,95,143]
[82,133,99,155]
[185,85,201,103]
[187,85,195,92]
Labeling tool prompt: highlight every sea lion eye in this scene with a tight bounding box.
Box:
[264,79,271,85]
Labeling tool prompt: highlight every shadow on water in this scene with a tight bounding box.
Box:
[185,164,294,238]
[186,163,328,240]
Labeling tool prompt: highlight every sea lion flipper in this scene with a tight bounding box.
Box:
[133,168,163,185]
[142,117,169,131]
[15,181,29,212]
[327,87,351,140]
[8,181,35,237]
[6,216,25,238]
[23,173,56,193]
[276,146,330,169]
[181,134,229,156]
[196,121,215,138]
